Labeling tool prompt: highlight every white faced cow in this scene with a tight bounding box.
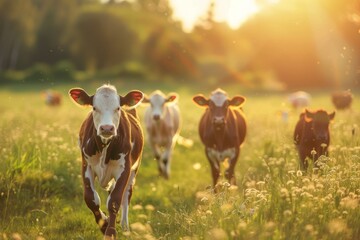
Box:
[288,91,311,109]
[193,89,247,190]
[143,90,181,179]
[69,84,144,239]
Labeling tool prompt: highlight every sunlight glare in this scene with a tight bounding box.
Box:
[224,0,260,29]
[170,0,269,31]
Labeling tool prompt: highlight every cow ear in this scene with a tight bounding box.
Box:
[120,90,144,109]
[69,88,93,106]
[142,94,150,104]
[229,96,245,107]
[193,95,209,107]
[328,111,335,120]
[166,93,178,103]
[304,109,314,122]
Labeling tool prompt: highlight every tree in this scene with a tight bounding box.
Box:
[71,6,139,70]
[32,0,80,65]
[143,27,198,78]
[0,0,37,70]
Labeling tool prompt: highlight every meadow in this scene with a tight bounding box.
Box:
[0,81,359,240]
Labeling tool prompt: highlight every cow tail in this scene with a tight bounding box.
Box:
[176,135,194,148]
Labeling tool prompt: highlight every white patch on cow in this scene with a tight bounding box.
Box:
[84,165,101,206]
[113,152,127,180]
[210,89,228,107]
[83,145,127,190]
[100,144,110,168]
[120,169,136,230]
[92,85,121,140]
[207,147,236,170]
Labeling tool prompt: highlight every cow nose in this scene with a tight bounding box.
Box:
[317,135,328,141]
[153,115,160,121]
[100,125,115,136]
[213,117,225,125]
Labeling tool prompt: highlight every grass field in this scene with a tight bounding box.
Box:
[0,81,359,240]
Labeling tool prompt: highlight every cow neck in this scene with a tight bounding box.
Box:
[153,119,169,136]
[93,129,120,165]
[303,121,316,143]
[214,128,226,150]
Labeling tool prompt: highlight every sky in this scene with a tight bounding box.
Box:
[169,0,279,32]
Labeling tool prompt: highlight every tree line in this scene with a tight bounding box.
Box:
[0,0,359,89]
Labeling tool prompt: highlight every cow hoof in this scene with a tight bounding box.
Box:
[163,171,169,180]
[104,227,117,239]
[103,235,115,240]
[99,219,109,234]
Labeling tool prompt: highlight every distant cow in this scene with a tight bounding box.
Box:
[332,90,353,110]
[294,109,335,170]
[143,90,181,179]
[43,90,62,106]
[69,84,144,239]
[193,89,247,189]
[288,91,311,109]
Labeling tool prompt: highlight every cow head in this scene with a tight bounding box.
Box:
[143,90,178,121]
[305,109,335,142]
[69,84,143,142]
[193,88,245,130]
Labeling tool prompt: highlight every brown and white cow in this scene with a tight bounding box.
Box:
[43,89,62,106]
[142,90,181,179]
[69,84,144,239]
[294,109,335,170]
[288,91,311,109]
[193,88,247,189]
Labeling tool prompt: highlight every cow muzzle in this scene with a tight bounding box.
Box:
[316,135,328,142]
[99,124,116,138]
[213,117,225,130]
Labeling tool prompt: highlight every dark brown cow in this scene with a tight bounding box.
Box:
[331,90,353,110]
[193,88,247,189]
[69,84,144,239]
[294,109,335,170]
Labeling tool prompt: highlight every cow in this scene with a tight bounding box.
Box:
[69,84,144,239]
[43,89,62,106]
[288,91,311,109]
[294,109,335,170]
[142,90,181,179]
[331,90,353,110]
[193,88,247,189]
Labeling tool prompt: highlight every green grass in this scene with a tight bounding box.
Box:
[0,81,359,240]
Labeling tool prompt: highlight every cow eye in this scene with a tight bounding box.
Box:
[93,107,96,111]
[116,107,120,111]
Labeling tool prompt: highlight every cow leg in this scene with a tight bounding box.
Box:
[205,148,220,188]
[149,141,163,175]
[120,169,137,230]
[83,164,108,234]
[149,139,161,160]
[224,149,239,186]
[161,136,177,179]
[298,147,308,170]
[105,159,131,239]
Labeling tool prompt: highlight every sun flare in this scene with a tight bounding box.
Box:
[225,0,259,29]
[169,0,275,31]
